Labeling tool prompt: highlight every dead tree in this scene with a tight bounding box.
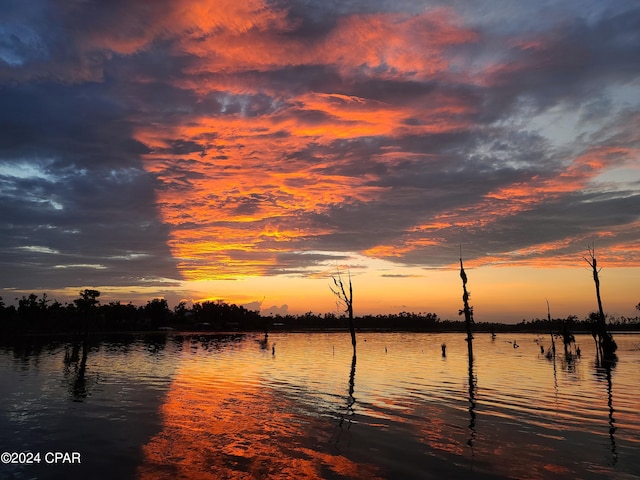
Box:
[459,252,476,452]
[583,244,617,362]
[331,270,356,353]
[458,253,474,361]
[546,299,556,358]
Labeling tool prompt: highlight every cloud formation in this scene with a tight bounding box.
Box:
[1,0,639,299]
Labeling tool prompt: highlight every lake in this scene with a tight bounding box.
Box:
[1,331,638,479]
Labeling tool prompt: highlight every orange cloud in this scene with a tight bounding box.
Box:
[169,6,476,79]
[484,146,636,208]
[132,6,481,280]
[355,144,638,268]
[317,9,477,78]
[127,2,638,281]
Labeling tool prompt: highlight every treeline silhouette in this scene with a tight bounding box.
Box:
[1,290,638,335]
[0,290,263,334]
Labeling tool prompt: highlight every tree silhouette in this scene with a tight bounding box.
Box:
[331,269,356,353]
[583,245,617,363]
[459,251,476,454]
[74,289,101,334]
[458,254,474,360]
[74,289,100,312]
[144,298,171,328]
[546,300,556,358]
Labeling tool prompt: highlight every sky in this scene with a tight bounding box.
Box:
[1,0,639,323]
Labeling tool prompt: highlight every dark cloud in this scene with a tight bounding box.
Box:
[0,80,180,295]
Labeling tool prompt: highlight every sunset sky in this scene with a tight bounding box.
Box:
[1,0,639,322]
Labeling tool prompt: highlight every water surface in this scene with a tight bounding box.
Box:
[1,332,638,479]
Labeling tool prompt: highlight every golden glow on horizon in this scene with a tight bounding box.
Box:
[11,261,636,323]
[172,261,639,323]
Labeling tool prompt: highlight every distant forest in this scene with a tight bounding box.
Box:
[1,290,639,335]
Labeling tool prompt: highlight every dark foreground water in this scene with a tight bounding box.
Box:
[0,332,638,479]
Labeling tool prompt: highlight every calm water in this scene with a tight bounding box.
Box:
[1,332,639,479]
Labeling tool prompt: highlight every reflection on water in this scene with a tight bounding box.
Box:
[1,332,639,479]
[139,341,379,480]
[466,349,477,454]
[0,334,181,479]
[337,354,357,433]
[595,362,618,467]
[63,337,92,401]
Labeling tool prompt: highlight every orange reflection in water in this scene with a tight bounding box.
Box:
[138,345,381,479]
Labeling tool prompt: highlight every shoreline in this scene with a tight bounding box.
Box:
[2,327,639,341]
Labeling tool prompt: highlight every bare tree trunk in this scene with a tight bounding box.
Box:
[584,245,617,363]
[546,300,556,357]
[331,270,356,353]
[459,255,474,361]
[346,280,355,351]
[459,254,476,454]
